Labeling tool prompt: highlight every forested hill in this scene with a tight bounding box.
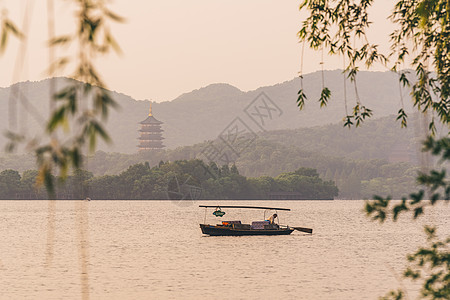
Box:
[0,114,423,199]
[0,138,419,199]
[0,70,413,153]
[0,114,422,173]
[260,114,426,162]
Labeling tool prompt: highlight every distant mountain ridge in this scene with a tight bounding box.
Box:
[0,70,413,153]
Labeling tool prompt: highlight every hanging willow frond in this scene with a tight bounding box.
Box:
[30,0,124,195]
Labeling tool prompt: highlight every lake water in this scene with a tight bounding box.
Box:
[0,200,448,300]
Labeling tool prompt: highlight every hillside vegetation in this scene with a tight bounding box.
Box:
[0,71,425,199]
[0,71,413,153]
[0,115,422,199]
[0,161,338,200]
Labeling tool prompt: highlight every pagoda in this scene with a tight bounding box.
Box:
[138,103,165,151]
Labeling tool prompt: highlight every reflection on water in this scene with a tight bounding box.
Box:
[76,200,90,300]
[0,200,448,299]
[45,200,56,268]
[44,200,91,300]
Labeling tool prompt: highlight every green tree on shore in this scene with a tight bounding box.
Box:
[0,161,339,200]
[0,169,21,199]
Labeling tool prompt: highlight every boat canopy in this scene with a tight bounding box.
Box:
[199,205,291,211]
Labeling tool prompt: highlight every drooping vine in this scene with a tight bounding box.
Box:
[299,1,450,299]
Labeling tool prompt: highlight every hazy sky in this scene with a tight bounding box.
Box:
[1,0,392,102]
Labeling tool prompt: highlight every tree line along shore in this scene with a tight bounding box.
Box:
[0,159,338,200]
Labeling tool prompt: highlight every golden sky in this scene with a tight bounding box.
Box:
[0,0,393,102]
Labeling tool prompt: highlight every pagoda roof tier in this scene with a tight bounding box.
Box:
[141,123,163,127]
[139,134,164,137]
[138,147,165,151]
[138,136,165,140]
[139,115,163,125]
[138,145,165,149]
[139,132,163,135]
[138,145,165,147]
[139,128,164,132]
[139,141,164,145]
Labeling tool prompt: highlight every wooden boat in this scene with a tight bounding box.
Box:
[199,205,312,236]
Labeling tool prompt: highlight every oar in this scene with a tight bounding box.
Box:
[292,227,313,234]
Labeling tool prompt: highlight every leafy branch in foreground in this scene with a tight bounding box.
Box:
[365,139,449,299]
[298,0,450,130]
[365,136,450,223]
[0,7,23,54]
[403,227,450,299]
[4,1,123,197]
[298,0,385,128]
[365,137,450,299]
[1,6,26,153]
[380,227,450,300]
[299,1,450,298]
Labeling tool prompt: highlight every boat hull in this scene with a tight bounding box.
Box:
[200,224,294,236]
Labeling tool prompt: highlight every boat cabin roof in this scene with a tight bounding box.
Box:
[199,205,290,211]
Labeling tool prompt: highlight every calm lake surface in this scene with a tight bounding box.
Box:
[0,200,449,300]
